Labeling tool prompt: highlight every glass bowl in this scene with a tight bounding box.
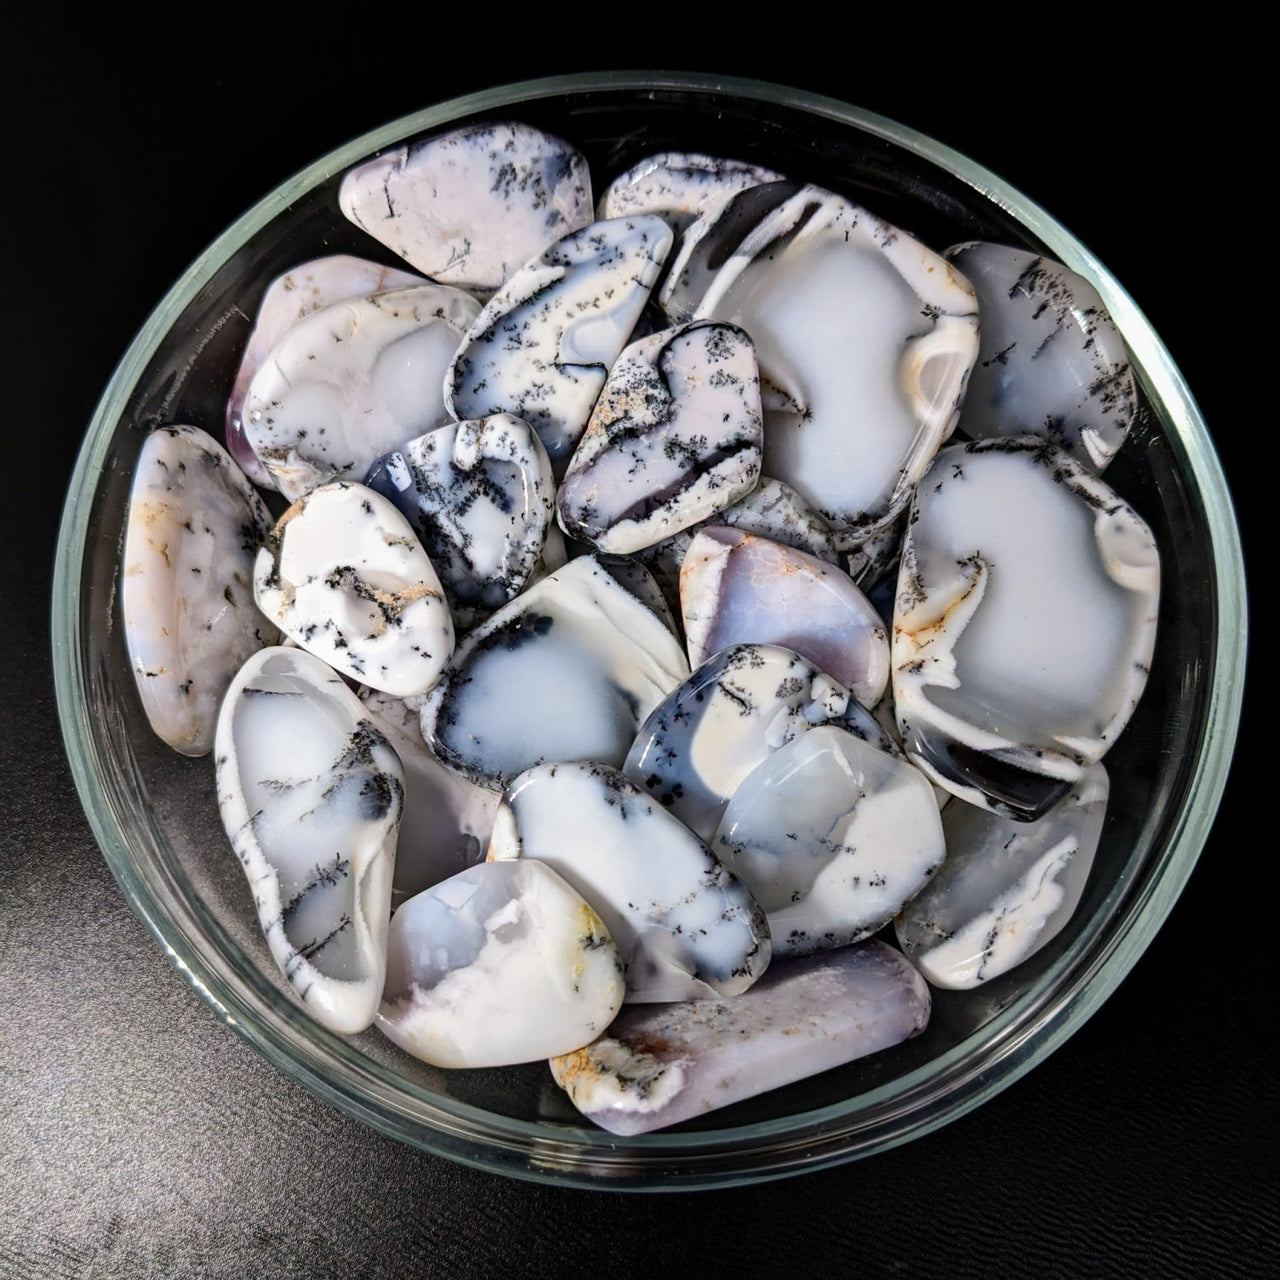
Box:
[52,71,1246,1190]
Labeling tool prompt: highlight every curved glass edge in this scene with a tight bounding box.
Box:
[52,70,1248,1191]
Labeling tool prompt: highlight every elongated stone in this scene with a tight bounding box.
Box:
[712,725,944,957]
[253,482,454,698]
[242,284,480,500]
[680,526,889,707]
[550,941,929,1135]
[339,123,592,293]
[893,437,1159,819]
[896,764,1109,987]
[376,860,624,1069]
[421,556,689,791]
[122,425,277,756]
[598,152,785,232]
[365,413,554,628]
[489,762,770,1002]
[215,647,404,1034]
[445,215,674,460]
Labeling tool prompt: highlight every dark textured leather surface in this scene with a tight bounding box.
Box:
[3,13,1271,1276]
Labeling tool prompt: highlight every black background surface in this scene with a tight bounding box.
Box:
[2,9,1270,1277]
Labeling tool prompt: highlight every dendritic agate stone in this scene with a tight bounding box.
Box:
[445,215,675,460]
[597,152,785,233]
[122,425,277,756]
[215,647,404,1034]
[623,643,851,841]
[680,526,889,707]
[893,438,1159,819]
[712,725,944,957]
[365,413,554,627]
[421,556,690,790]
[662,183,979,540]
[557,321,763,553]
[338,123,592,293]
[488,762,770,1002]
[226,255,425,489]
[596,555,680,636]
[945,243,1137,473]
[242,284,480,500]
[550,941,930,1135]
[253,482,454,697]
[360,689,498,907]
[896,764,1109,988]
[376,859,624,1069]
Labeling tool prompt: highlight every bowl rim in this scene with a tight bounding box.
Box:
[52,69,1248,1190]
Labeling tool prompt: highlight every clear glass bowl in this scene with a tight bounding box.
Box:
[52,72,1246,1189]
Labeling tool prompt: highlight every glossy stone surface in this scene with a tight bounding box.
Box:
[712,725,944,956]
[338,123,592,293]
[557,321,763,554]
[550,941,930,1135]
[597,152,785,232]
[489,762,770,1002]
[122,425,277,756]
[893,438,1159,819]
[446,215,674,460]
[946,242,1136,472]
[896,764,1109,987]
[365,413,554,628]
[242,284,480,500]
[377,859,624,1069]
[215,647,404,1034]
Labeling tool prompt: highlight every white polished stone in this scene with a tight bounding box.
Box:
[598,152,784,232]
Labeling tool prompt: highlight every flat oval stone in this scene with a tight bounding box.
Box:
[445,215,675,461]
[557,321,763,554]
[489,762,770,1002]
[945,242,1137,473]
[893,437,1159,819]
[549,941,929,1135]
[365,413,554,628]
[376,859,624,1069]
[226,254,426,488]
[338,123,592,293]
[215,646,405,1034]
[254,481,454,697]
[122,424,277,756]
[896,764,1109,987]
[712,725,944,957]
[680,526,889,707]
[242,284,480,500]
[421,556,690,791]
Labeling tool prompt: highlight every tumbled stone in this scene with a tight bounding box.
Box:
[896,764,1109,987]
[376,859,624,1069]
[597,152,785,232]
[489,761,770,1002]
[712,725,944,957]
[446,215,674,460]
[365,413,554,628]
[680,526,889,707]
[338,123,592,293]
[893,437,1159,819]
[254,482,454,698]
[242,284,480,500]
[215,647,404,1034]
[945,242,1137,472]
[122,425,277,756]
[550,941,929,1135]
[421,556,689,791]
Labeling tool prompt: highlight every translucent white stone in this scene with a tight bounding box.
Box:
[489,762,770,1002]
[550,941,929,1135]
[215,647,404,1034]
[597,152,785,232]
[338,123,592,293]
[253,482,454,698]
[376,860,624,1068]
[122,425,277,756]
[712,725,944,956]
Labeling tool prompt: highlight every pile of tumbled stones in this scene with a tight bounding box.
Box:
[121,123,1158,1135]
